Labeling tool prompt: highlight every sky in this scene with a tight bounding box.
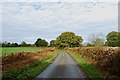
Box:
[1,1,119,44]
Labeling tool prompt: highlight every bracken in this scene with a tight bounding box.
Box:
[66,46,120,78]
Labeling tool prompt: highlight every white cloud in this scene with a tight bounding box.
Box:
[2,0,120,2]
[2,2,118,43]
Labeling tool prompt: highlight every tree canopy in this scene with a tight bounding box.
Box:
[49,40,56,47]
[53,32,83,48]
[2,31,120,47]
[105,31,120,47]
[34,38,48,47]
[87,33,105,46]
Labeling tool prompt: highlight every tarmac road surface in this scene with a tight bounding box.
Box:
[34,50,88,80]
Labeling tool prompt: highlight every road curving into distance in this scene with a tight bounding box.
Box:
[34,50,88,80]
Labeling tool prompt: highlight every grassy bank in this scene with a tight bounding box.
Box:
[1,47,41,56]
[67,50,105,79]
[2,48,59,80]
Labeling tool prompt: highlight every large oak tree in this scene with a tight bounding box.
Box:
[54,32,83,48]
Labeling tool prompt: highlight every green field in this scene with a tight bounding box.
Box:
[1,47,41,56]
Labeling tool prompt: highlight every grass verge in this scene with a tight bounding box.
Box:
[67,50,105,79]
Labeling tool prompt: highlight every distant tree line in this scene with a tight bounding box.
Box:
[1,31,120,47]
[1,41,34,47]
[49,31,120,47]
[1,38,48,47]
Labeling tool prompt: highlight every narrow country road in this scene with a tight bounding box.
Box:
[34,50,87,80]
